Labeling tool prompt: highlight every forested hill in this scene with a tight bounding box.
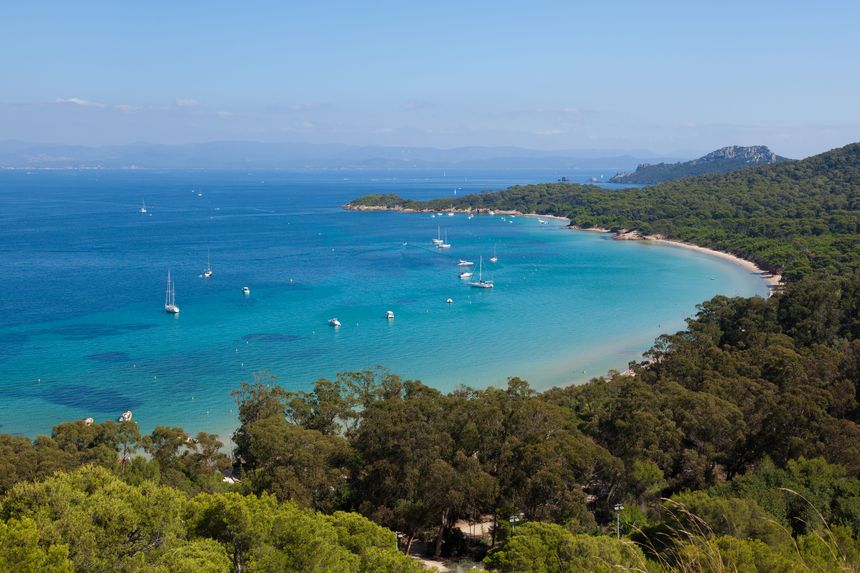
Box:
[608,145,792,184]
[348,142,860,282]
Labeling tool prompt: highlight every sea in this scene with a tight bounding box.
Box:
[0,169,767,437]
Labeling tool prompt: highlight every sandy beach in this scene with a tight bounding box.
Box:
[646,237,782,289]
[568,225,782,291]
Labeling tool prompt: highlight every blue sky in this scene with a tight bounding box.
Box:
[2,0,858,157]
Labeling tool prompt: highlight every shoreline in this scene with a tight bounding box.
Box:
[568,225,782,291]
[345,203,783,292]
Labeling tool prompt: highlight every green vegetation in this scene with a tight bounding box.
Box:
[349,142,860,281]
[0,464,427,572]
[2,143,860,570]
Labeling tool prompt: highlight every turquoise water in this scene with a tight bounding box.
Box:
[0,170,767,437]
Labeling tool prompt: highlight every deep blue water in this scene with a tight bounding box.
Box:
[0,169,767,437]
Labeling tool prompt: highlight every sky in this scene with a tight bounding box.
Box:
[1,0,859,157]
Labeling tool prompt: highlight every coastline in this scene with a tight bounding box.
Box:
[568,225,783,291]
[345,203,783,292]
[646,238,782,289]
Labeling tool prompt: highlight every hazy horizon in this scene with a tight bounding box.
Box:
[2,1,859,157]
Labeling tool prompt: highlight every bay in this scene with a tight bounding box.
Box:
[0,169,767,436]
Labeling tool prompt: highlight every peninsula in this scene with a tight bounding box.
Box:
[347,143,860,283]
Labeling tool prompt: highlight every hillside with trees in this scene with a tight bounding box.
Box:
[608,145,791,184]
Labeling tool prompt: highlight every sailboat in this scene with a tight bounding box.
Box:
[203,249,213,278]
[490,244,498,263]
[139,200,147,214]
[432,226,443,245]
[437,229,451,249]
[469,256,494,289]
[164,271,180,314]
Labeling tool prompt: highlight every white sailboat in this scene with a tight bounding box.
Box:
[469,256,494,289]
[164,271,180,314]
[203,249,213,278]
[490,244,498,263]
[437,229,451,249]
[139,200,147,214]
[432,226,443,245]
[457,259,474,267]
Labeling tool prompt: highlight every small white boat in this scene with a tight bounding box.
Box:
[469,257,494,289]
[386,310,395,319]
[139,200,147,214]
[458,259,474,267]
[118,410,133,423]
[164,271,180,314]
[242,286,250,295]
[459,271,473,279]
[488,210,495,216]
[490,244,498,263]
[538,218,548,225]
[203,249,213,279]
[467,214,474,220]
[446,298,453,304]
[328,318,341,327]
[447,212,454,217]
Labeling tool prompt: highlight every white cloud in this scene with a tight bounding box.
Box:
[215,110,233,119]
[114,104,141,113]
[175,98,200,107]
[56,97,106,108]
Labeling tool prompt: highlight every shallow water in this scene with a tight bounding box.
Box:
[0,169,767,436]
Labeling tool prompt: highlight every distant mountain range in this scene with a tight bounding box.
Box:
[0,140,685,170]
[608,145,792,184]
